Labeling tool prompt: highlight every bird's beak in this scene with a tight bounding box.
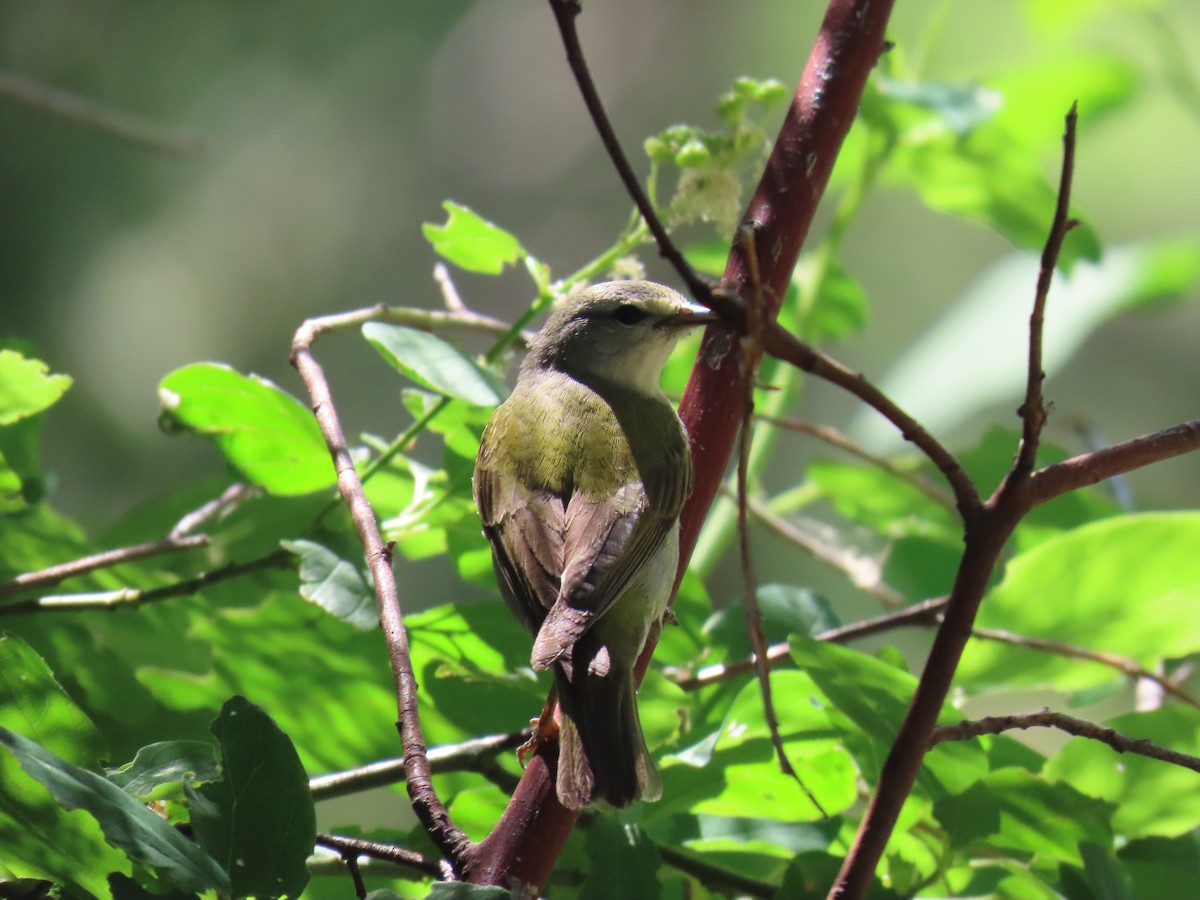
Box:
[658,302,720,331]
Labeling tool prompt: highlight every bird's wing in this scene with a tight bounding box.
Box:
[529,436,691,671]
[474,459,565,635]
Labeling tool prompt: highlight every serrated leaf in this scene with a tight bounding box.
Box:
[282,539,378,630]
[0,726,229,893]
[189,696,315,900]
[0,634,106,768]
[364,323,507,407]
[422,201,523,275]
[158,363,333,496]
[0,350,72,426]
[701,584,840,663]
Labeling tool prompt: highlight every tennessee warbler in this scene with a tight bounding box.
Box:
[474,280,713,809]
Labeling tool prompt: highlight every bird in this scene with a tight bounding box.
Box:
[473,280,714,809]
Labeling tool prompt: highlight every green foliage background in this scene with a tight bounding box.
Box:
[1,1,1200,898]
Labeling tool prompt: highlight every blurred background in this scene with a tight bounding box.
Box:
[1,0,1198,534]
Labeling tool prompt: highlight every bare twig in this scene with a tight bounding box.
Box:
[1014,103,1079,478]
[292,302,522,350]
[970,626,1200,712]
[309,731,527,801]
[673,597,949,692]
[291,332,471,868]
[0,535,208,599]
[744,494,904,607]
[0,550,290,616]
[546,0,712,302]
[758,414,956,512]
[0,71,203,156]
[433,262,469,314]
[931,709,1200,775]
[315,833,451,881]
[169,482,257,539]
[658,845,776,899]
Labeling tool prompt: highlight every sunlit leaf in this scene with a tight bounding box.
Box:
[0,634,105,767]
[0,726,229,893]
[365,323,508,407]
[0,350,72,426]
[422,201,523,275]
[959,513,1200,690]
[158,363,333,496]
[283,538,378,629]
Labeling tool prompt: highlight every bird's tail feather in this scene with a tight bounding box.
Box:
[554,667,660,810]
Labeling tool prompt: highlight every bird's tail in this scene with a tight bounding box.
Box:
[554,666,661,810]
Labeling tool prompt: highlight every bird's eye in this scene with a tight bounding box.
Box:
[612,304,645,326]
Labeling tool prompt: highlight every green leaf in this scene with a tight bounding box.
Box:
[1121,831,1200,899]
[959,513,1200,690]
[0,350,72,426]
[580,820,662,900]
[189,696,316,900]
[421,201,523,275]
[701,585,840,663]
[0,414,48,510]
[0,634,106,767]
[158,363,334,496]
[364,323,508,407]
[934,769,1114,865]
[1046,706,1200,840]
[788,637,986,798]
[850,239,1200,450]
[807,458,958,540]
[1079,841,1135,900]
[283,539,378,630]
[799,259,868,343]
[105,741,220,804]
[187,696,314,900]
[0,726,229,893]
[426,884,514,899]
[0,747,129,899]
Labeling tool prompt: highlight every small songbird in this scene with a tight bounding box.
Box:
[473,281,714,809]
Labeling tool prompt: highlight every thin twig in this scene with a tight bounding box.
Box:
[743,493,904,608]
[309,732,527,801]
[1014,103,1079,478]
[757,323,981,528]
[0,535,208,599]
[658,845,777,899]
[0,71,203,156]
[970,626,1200,712]
[292,302,523,350]
[169,482,257,539]
[0,550,290,616]
[672,597,949,692]
[930,709,1200,775]
[758,414,956,512]
[1027,419,1200,509]
[314,833,451,881]
[434,262,469,314]
[546,0,712,302]
[291,330,471,869]
[734,232,823,813]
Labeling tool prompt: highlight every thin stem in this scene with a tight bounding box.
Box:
[0,70,203,156]
[1014,103,1079,478]
[290,336,471,868]
[931,709,1200,775]
[314,833,451,881]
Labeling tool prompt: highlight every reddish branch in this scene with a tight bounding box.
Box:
[464,0,896,891]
